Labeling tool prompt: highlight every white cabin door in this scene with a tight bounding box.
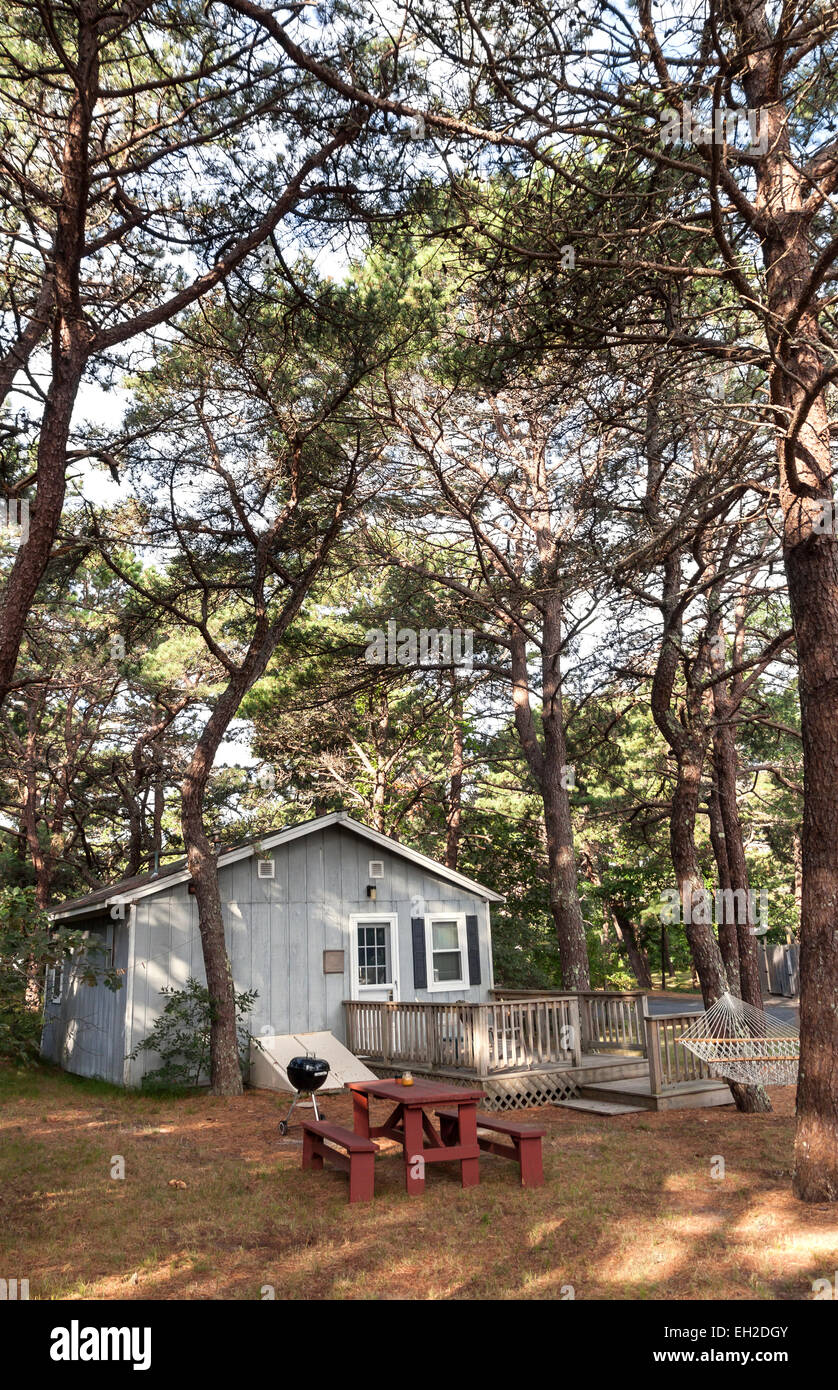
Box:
[350,915,400,1001]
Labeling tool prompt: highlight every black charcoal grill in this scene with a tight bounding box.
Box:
[278,1053,330,1135]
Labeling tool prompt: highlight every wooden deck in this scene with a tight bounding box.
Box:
[344,993,733,1113]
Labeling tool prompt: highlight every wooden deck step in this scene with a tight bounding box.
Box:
[577,1077,733,1112]
[557,1097,646,1116]
[566,1056,649,1085]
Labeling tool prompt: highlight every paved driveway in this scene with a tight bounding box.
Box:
[646,993,799,1025]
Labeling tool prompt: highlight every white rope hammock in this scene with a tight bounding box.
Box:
[676,991,800,1086]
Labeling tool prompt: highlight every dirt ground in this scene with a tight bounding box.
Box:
[2,1065,836,1300]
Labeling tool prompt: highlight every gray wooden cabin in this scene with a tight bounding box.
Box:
[41,811,502,1087]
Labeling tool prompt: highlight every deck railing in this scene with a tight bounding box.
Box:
[345,993,723,1093]
[577,991,646,1053]
[492,988,647,1055]
[344,996,582,1075]
[643,1009,716,1094]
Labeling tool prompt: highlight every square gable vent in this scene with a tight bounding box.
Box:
[257,858,275,879]
[368,860,384,879]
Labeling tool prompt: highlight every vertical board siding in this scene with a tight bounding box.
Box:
[168,894,192,990]
[387,850,409,903]
[339,829,362,905]
[249,903,271,1032]
[306,833,326,1034]
[322,829,345,1032]
[41,919,127,1083]
[269,903,290,1036]
[288,839,307,903]
[228,858,251,905]
[288,902,309,1033]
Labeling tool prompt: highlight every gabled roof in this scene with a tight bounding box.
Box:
[49,811,504,921]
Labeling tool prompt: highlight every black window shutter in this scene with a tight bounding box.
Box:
[465,914,481,986]
[411,918,427,990]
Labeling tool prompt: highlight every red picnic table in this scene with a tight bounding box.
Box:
[347,1077,485,1195]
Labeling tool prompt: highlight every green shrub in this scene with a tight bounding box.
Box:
[605,968,637,992]
[129,978,258,1090]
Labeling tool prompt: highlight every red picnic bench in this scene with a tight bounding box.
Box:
[348,1078,484,1195]
[298,1080,547,1202]
[435,1108,546,1187]
[301,1119,379,1204]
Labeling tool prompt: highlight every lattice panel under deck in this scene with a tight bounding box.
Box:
[482,1072,578,1110]
[369,1065,578,1112]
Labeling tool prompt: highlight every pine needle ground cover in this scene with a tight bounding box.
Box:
[2,1066,834,1302]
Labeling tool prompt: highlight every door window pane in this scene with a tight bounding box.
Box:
[357,922,391,986]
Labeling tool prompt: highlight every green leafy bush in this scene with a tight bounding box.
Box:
[129,978,258,1090]
[604,968,637,992]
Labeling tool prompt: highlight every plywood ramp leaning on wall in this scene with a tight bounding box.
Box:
[250,1030,377,1093]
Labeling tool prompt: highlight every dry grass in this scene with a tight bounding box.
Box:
[2,1064,836,1301]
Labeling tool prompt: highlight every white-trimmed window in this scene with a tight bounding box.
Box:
[425,914,469,991]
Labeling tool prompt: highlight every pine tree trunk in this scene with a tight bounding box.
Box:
[510,613,590,989]
[669,740,771,1112]
[660,924,671,987]
[792,832,802,942]
[181,765,243,1096]
[732,27,838,1193]
[766,235,838,1193]
[712,728,772,1113]
[541,600,589,989]
[707,780,741,993]
[713,711,764,1009]
[180,686,251,1096]
[612,905,653,989]
[785,536,838,1196]
[0,16,98,703]
[444,695,464,870]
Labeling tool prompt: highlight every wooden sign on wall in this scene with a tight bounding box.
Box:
[322,950,345,974]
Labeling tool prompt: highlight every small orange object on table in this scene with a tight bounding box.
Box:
[347,1077,484,1195]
